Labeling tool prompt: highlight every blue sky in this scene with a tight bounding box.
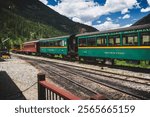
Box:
[39,0,150,31]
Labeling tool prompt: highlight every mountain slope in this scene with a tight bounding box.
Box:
[132,13,150,26]
[0,0,97,48]
[0,0,97,34]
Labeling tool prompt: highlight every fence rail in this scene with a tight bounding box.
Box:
[37,73,80,100]
[37,73,107,100]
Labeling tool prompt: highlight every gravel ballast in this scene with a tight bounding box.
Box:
[0,56,39,100]
[1,53,149,100]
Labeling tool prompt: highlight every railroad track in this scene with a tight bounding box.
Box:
[51,62,150,86]
[40,66,98,95]
[17,55,150,99]
[40,61,150,99]
[27,60,99,99]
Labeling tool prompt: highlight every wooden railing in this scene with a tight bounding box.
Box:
[37,73,107,100]
[37,73,80,100]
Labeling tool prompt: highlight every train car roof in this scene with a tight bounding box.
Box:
[23,35,71,44]
[76,24,150,37]
[23,24,150,44]
[39,35,70,41]
[23,40,39,44]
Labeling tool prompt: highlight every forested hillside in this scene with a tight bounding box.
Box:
[132,13,150,26]
[0,8,66,47]
[0,0,97,49]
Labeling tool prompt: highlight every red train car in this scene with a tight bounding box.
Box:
[22,41,39,54]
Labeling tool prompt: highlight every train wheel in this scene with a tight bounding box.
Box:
[100,59,105,64]
[105,59,114,65]
[79,57,84,62]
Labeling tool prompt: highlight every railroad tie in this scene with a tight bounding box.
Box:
[90,94,107,100]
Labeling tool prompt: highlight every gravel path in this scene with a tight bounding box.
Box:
[0,56,39,100]
[13,53,150,100]
[1,53,149,100]
[13,53,150,79]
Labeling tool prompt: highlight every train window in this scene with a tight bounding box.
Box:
[97,37,106,46]
[123,34,138,45]
[64,41,67,46]
[48,41,53,46]
[108,36,120,46]
[87,38,96,46]
[44,42,47,47]
[79,39,86,47]
[40,42,44,47]
[48,42,50,46]
[141,33,150,46]
[40,43,43,47]
[45,42,49,46]
[44,42,47,46]
[41,42,44,47]
[54,41,58,46]
[57,40,61,46]
[56,40,64,46]
[41,42,50,47]
[61,40,65,46]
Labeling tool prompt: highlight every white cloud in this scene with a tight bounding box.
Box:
[93,21,120,31]
[122,14,130,19]
[72,17,83,23]
[141,7,150,12]
[132,18,137,21]
[141,0,150,12]
[97,21,101,24]
[37,0,140,31]
[39,0,48,5]
[48,0,138,24]
[49,0,101,23]
[106,17,112,21]
[104,0,139,12]
[84,21,93,26]
[121,8,129,14]
[122,24,132,27]
[147,0,150,5]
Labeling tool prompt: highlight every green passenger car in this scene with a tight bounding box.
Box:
[39,36,68,56]
[39,35,78,58]
[77,24,150,61]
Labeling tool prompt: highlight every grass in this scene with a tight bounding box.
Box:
[115,59,150,69]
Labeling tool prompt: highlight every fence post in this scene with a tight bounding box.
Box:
[37,73,46,100]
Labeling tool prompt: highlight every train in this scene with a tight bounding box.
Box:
[0,47,11,59]
[16,24,150,65]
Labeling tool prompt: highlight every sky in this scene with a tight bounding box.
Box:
[39,0,150,31]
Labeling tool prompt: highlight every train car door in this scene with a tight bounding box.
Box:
[68,35,78,56]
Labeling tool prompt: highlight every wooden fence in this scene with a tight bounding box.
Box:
[37,73,107,100]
